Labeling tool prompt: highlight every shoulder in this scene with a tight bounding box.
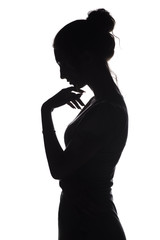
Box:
[88,96,127,123]
[77,97,128,137]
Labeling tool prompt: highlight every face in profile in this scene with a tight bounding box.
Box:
[54,48,88,90]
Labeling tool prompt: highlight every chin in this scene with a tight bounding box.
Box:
[68,79,86,90]
[74,82,86,90]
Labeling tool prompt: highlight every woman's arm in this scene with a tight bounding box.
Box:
[41,109,64,179]
[41,88,118,180]
[41,87,84,179]
[41,107,106,180]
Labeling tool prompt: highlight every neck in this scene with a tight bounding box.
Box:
[87,65,119,101]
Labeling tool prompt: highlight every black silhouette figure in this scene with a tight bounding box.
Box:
[41,9,128,240]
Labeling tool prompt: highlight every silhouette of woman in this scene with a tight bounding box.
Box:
[41,9,128,240]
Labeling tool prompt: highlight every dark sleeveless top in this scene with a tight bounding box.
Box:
[59,94,128,219]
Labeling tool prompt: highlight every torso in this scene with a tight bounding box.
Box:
[58,92,128,240]
[61,92,128,205]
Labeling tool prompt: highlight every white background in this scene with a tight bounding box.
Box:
[0,0,160,239]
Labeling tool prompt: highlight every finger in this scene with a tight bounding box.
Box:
[71,87,85,94]
[69,93,82,103]
[71,100,82,109]
[61,87,75,96]
[76,98,85,106]
[77,89,85,94]
[71,94,85,108]
[65,87,76,92]
[67,102,76,109]
[73,93,83,99]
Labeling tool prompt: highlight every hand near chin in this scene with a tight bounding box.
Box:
[41,87,85,112]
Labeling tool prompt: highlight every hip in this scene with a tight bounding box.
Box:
[58,192,126,240]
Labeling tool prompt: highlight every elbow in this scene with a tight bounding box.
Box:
[47,155,67,180]
[51,172,60,180]
[46,157,62,180]
[49,168,61,180]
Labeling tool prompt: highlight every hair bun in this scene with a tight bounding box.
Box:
[86,8,115,33]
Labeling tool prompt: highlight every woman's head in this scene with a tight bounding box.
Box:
[53,9,116,88]
[54,9,115,61]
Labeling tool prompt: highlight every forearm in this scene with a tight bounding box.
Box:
[41,87,84,179]
[41,106,64,178]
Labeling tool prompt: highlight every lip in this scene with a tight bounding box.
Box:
[67,79,73,84]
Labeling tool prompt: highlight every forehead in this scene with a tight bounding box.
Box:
[54,48,64,61]
[54,47,75,64]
